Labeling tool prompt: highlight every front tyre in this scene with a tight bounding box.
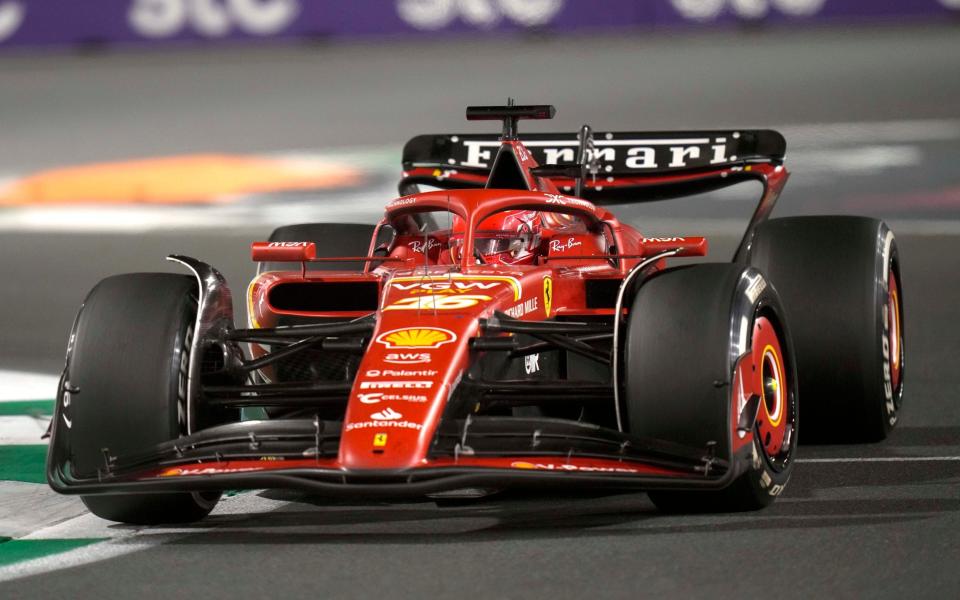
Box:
[623,264,798,512]
[52,273,222,524]
[686,314,797,512]
[81,492,221,526]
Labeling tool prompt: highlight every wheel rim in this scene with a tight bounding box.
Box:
[887,270,903,393]
[752,316,794,469]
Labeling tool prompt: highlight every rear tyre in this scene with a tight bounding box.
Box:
[747,216,904,442]
[623,264,798,512]
[60,274,222,524]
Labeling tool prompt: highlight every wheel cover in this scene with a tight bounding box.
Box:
[888,270,903,392]
[752,316,794,467]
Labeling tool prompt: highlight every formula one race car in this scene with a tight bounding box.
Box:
[47,104,905,524]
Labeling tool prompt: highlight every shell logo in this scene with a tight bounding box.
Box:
[375,327,457,349]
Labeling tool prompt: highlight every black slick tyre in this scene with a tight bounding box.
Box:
[746,216,904,442]
[57,273,221,524]
[623,264,798,512]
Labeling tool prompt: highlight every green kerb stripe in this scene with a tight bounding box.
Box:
[0,538,104,567]
[0,446,48,484]
[0,400,55,416]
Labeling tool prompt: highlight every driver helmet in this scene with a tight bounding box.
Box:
[449,210,543,265]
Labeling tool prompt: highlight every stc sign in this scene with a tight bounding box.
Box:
[1,1,959,47]
[128,0,300,38]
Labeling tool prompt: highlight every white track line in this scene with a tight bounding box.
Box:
[798,456,960,463]
[0,536,175,583]
[0,490,292,582]
[0,370,59,402]
[0,482,88,539]
[0,415,51,445]
[781,119,960,147]
[788,145,922,173]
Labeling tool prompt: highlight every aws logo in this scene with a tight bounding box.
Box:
[385,352,431,365]
[376,327,457,349]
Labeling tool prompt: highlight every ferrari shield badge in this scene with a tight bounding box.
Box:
[543,276,553,317]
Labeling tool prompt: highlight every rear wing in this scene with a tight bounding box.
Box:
[400,129,786,203]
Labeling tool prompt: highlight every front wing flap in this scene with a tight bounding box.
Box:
[47,416,747,497]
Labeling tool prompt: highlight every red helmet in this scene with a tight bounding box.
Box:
[449,210,543,266]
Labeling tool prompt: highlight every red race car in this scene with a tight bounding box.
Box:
[47,104,905,523]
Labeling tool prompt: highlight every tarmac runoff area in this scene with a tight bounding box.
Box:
[0,223,958,594]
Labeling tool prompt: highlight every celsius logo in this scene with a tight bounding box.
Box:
[129,0,300,38]
[670,0,825,21]
[397,0,563,30]
[0,2,24,42]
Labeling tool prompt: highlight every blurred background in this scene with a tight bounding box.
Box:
[0,1,958,370]
[1,0,958,374]
[0,2,959,593]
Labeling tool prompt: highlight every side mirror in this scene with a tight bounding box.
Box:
[250,241,316,262]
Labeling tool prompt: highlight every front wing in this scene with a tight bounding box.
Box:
[47,415,746,497]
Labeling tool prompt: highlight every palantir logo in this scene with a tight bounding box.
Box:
[129,0,300,39]
[397,0,564,30]
[0,1,25,43]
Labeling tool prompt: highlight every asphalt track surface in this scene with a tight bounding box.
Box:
[1,24,959,598]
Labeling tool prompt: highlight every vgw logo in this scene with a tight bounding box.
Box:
[397,0,564,30]
[0,2,25,43]
[129,0,300,38]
